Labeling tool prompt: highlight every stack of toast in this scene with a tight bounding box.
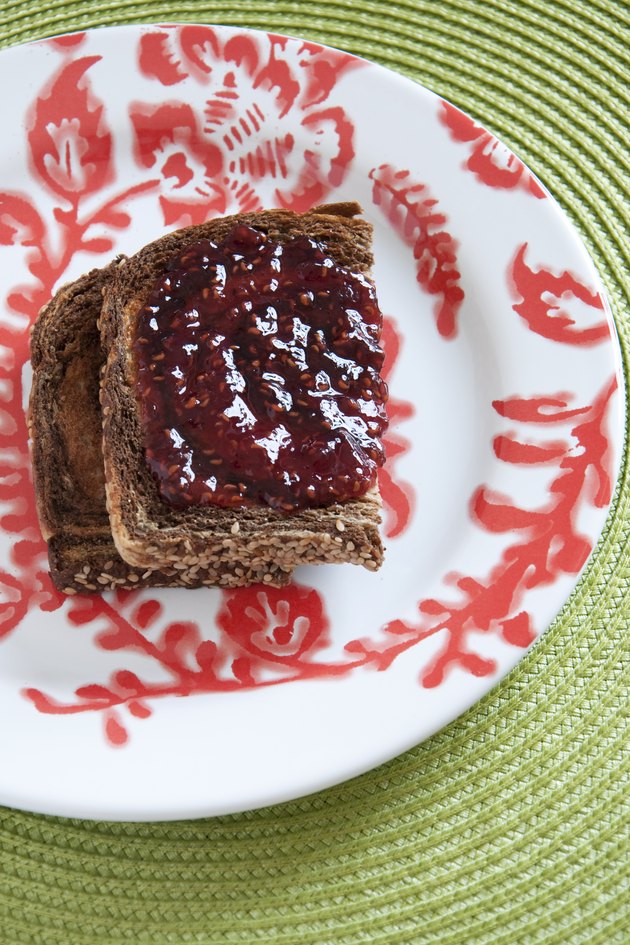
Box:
[29,203,387,594]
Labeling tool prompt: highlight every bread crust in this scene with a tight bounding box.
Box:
[100,203,385,576]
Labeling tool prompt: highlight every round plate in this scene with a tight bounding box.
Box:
[0,24,624,821]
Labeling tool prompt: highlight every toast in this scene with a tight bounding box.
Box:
[100,203,386,579]
[29,268,294,592]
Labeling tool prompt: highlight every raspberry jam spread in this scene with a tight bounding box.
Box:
[133,224,389,511]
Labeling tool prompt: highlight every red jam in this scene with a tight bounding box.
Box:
[134,224,389,511]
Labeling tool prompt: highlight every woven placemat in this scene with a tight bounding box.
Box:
[1,1,628,943]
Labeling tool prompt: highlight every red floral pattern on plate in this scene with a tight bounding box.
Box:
[28,56,114,201]
[131,25,360,225]
[439,100,546,199]
[19,373,616,745]
[369,163,465,338]
[346,376,617,686]
[0,55,160,650]
[0,29,619,751]
[510,243,610,345]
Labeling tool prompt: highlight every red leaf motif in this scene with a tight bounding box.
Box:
[0,193,45,246]
[96,627,132,650]
[139,26,220,85]
[138,31,189,85]
[440,101,483,143]
[493,435,568,464]
[196,640,219,673]
[113,670,143,693]
[81,237,114,254]
[222,34,261,77]
[370,164,464,338]
[568,376,617,509]
[378,464,416,539]
[231,657,255,685]
[418,599,448,616]
[550,534,592,574]
[133,599,162,629]
[492,395,589,424]
[50,33,86,49]
[104,710,128,747]
[27,57,113,200]
[459,653,497,677]
[22,688,64,713]
[67,596,107,626]
[179,26,220,76]
[160,621,200,665]
[218,584,330,664]
[439,101,546,199]
[0,571,31,640]
[128,700,152,719]
[97,208,131,229]
[471,487,545,533]
[75,684,114,701]
[510,244,609,345]
[501,612,536,647]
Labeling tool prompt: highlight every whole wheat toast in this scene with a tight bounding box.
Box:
[100,203,385,577]
[29,268,294,592]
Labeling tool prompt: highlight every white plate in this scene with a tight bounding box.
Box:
[0,24,624,820]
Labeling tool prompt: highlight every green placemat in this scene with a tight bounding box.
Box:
[1,1,628,943]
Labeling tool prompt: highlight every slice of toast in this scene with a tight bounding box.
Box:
[100,203,385,577]
[29,268,294,592]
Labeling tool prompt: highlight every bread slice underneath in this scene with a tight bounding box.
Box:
[100,203,384,576]
[29,268,294,592]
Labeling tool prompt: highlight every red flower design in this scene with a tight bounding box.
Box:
[131,26,359,225]
[439,101,546,198]
[217,584,330,666]
[27,57,113,201]
[129,102,231,226]
[510,243,610,345]
[369,163,465,338]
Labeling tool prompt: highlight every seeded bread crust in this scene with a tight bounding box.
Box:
[100,203,384,575]
[29,268,293,592]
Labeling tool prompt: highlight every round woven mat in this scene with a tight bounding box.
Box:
[1,2,628,943]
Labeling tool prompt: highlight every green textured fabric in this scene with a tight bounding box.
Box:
[0,1,628,943]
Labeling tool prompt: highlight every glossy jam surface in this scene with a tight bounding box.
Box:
[134,224,388,511]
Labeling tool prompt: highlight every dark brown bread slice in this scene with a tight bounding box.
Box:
[100,203,384,577]
[29,268,294,592]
